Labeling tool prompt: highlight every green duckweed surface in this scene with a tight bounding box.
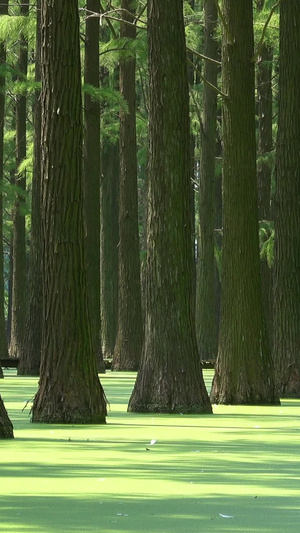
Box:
[1,370,300,532]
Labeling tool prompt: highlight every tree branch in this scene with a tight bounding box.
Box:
[187,57,228,100]
[252,0,281,63]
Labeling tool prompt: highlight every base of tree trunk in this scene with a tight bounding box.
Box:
[17,361,40,376]
[0,397,14,438]
[0,367,3,378]
[128,366,212,414]
[112,347,140,371]
[111,360,139,372]
[210,370,280,405]
[279,365,300,398]
[31,380,107,424]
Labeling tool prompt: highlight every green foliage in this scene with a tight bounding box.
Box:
[100,35,147,71]
[83,83,128,112]
[0,14,35,46]
[259,220,274,267]
[253,0,279,50]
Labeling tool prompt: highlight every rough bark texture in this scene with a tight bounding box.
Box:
[18,0,42,376]
[273,1,300,397]
[9,0,29,359]
[210,0,278,405]
[100,141,119,359]
[0,0,9,376]
[0,395,13,438]
[112,0,143,371]
[257,36,273,346]
[196,0,218,361]
[31,0,107,424]
[83,0,105,373]
[128,0,212,414]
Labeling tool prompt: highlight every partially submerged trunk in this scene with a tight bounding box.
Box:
[128,0,212,414]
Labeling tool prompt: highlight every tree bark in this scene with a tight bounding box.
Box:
[257,39,273,346]
[83,0,105,373]
[9,0,29,359]
[273,0,300,397]
[31,0,107,424]
[196,0,218,361]
[210,0,278,405]
[112,0,143,371]
[100,141,119,359]
[128,0,212,414]
[0,395,13,438]
[18,0,42,376]
[0,0,9,378]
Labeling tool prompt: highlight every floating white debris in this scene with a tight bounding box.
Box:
[219,513,234,519]
[150,439,156,445]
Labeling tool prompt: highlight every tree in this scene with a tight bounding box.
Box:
[196,0,219,361]
[83,0,105,373]
[99,24,119,361]
[9,0,29,358]
[18,0,42,376]
[256,0,274,343]
[210,0,278,405]
[128,0,212,414]
[0,0,9,377]
[31,0,107,424]
[0,394,13,438]
[112,0,143,371]
[100,140,119,359]
[273,0,300,397]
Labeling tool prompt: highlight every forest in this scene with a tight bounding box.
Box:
[0,0,299,440]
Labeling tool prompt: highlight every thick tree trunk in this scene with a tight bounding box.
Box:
[100,141,119,359]
[0,395,13,438]
[273,1,300,397]
[18,0,42,376]
[0,0,9,377]
[128,0,212,414]
[84,0,105,373]
[196,0,218,361]
[112,0,143,371]
[9,0,29,359]
[210,0,278,405]
[31,0,107,424]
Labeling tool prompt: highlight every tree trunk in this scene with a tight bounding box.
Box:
[0,395,13,438]
[100,141,119,359]
[83,0,105,373]
[0,0,9,378]
[18,0,42,376]
[112,0,143,371]
[196,0,218,361]
[128,0,212,414]
[31,0,107,424]
[257,0,273,346]
[210,0,278,405]
[9,0,29,359]
[273,1,300,397]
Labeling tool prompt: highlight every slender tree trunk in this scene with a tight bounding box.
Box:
[0,394,13,438]
[100,141,119,359]
[83,0,105,373]
[9,0,29,359]
[257,0,273,346]
[112,0,143,370]
[196,0,218,361]
[0,0,9,378]
[128,0,212,414]
[273,1,300,397]
[31,0,107,424]
[18,0,42,376]
[210,0,278,405]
